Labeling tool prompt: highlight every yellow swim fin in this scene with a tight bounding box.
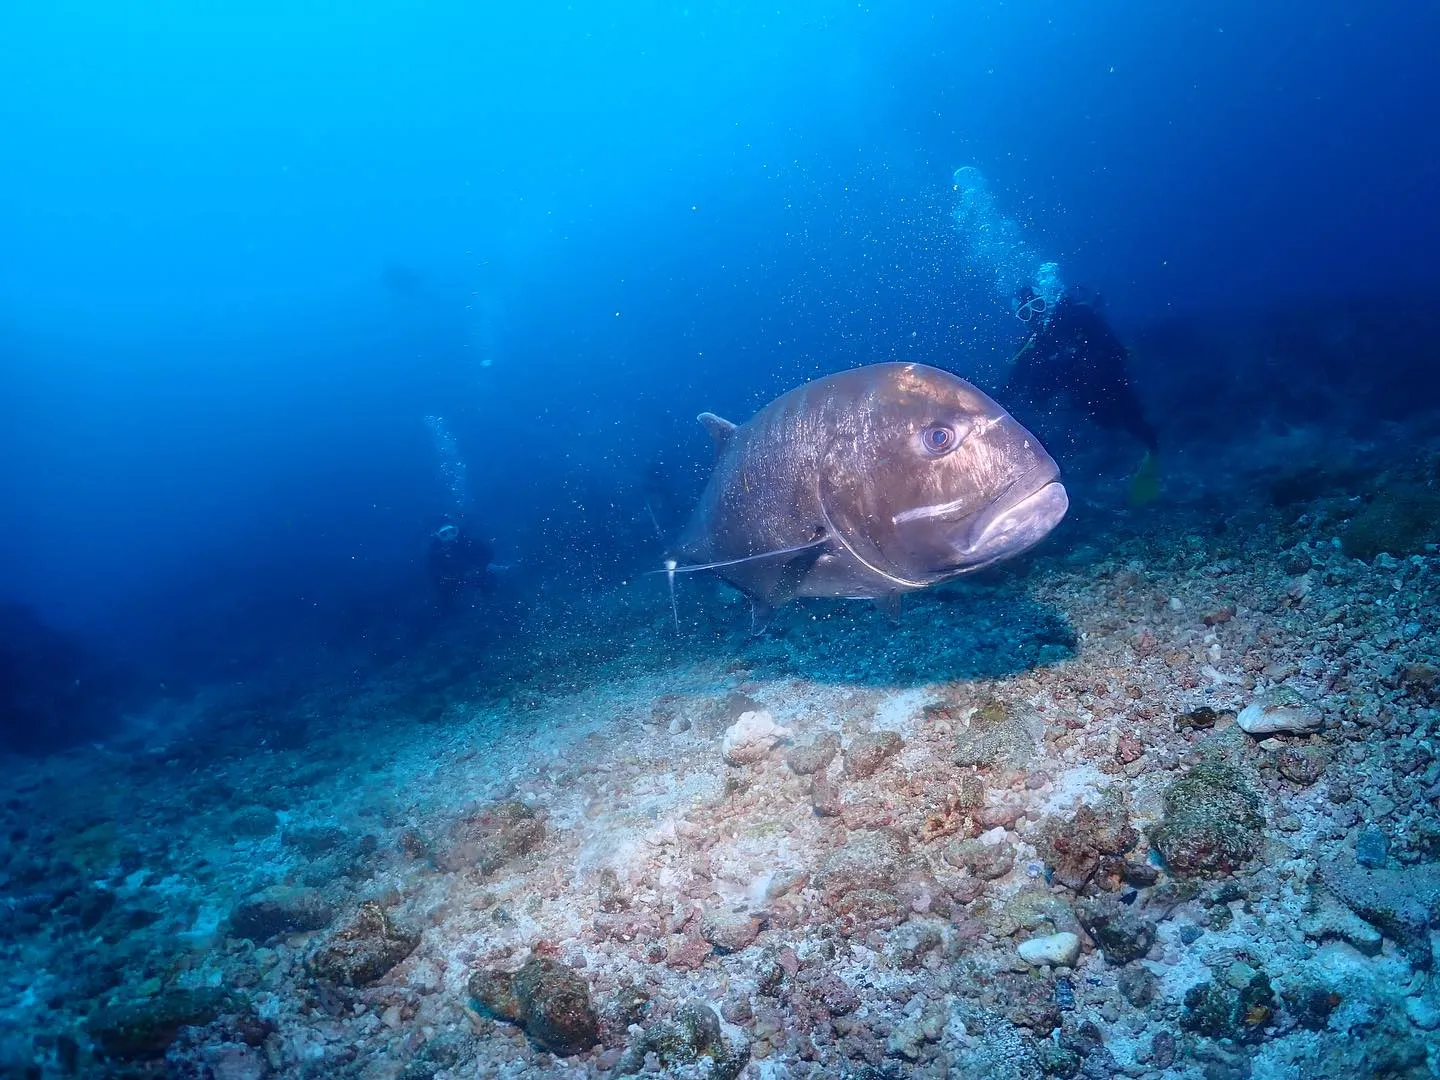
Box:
[1129,450,1161,506]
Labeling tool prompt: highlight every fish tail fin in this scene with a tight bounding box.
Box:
[1129,450,1161,506]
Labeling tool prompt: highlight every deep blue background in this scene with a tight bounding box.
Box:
[1,1,1436,664]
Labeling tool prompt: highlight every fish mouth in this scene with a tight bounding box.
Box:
[943,467,1069,572]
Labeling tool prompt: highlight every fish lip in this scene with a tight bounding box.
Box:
[937,466,1068,571]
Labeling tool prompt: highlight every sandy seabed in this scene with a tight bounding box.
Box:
[4,425,1440,1080]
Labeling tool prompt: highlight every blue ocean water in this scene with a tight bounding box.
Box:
[2,0,1434,667]
[2,2,1440,1076]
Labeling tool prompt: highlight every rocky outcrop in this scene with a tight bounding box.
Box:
[307,902,418,986]
[469,956,599,1055]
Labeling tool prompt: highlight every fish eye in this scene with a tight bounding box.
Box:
[922,425,956,454]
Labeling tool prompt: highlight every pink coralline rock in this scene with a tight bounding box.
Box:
[721,709,792,765]
[700,908,761,952]
[816,829,907,899]
[307,902,419,986]
[843,731,904,779]
[666,932,715,970]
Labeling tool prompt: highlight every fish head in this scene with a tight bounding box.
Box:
[818,363,1068,586]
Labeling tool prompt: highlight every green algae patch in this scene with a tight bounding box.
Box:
[1340,485,1440,561]
[87,987,234,1061]
[1150,759,1265,877]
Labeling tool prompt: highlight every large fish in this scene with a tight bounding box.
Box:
[667,362,1068,632]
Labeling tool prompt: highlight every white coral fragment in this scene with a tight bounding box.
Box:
[721,709,791,765]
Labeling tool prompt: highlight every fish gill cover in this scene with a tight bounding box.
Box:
[0,1,1439,1076]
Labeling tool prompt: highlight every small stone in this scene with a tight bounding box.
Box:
[1118,966,1158,1007]
[1150,1030,1176,1069]
[1115,734,1144,765]
[307,902,419,986]
[816,830,905,899]
[616,1002,746,1079]
[953,773,985,809]
[699,909,760,953]
[722,710,791,765]
[1076,899,1156,965]
[786,733,840,775]
[843,731,903,779]
[1282,983,1342,1031]
[1017,932,1080,968]
[1277,744,1327,785]
[1181,972,1276,1044]
[230,805,278,838]
[1175,706,1223,731]
[281,824,348,858]
[229,886,333,941]
[944,837,1016,880]
[438,800,546,875]
[1225,960,1259,990]
[811,779,843,817]
[1405,993,1440,1031]
[470,957,599,1055]
[1150,757,1265,877]
[1236,689,1323,735]
[1356,828,1390,869]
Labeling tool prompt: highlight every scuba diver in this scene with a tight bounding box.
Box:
[427,520,496,611]
[1005,284,1161,502]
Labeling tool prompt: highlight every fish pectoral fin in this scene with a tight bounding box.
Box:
[697,412,738,457]
[746,539,825,634]
[747,597,777,637]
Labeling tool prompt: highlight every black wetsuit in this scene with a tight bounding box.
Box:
[427,530,495,609]
[1006,297,1158,452]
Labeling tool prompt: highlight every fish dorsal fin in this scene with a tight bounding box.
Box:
[697,412,738,456]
